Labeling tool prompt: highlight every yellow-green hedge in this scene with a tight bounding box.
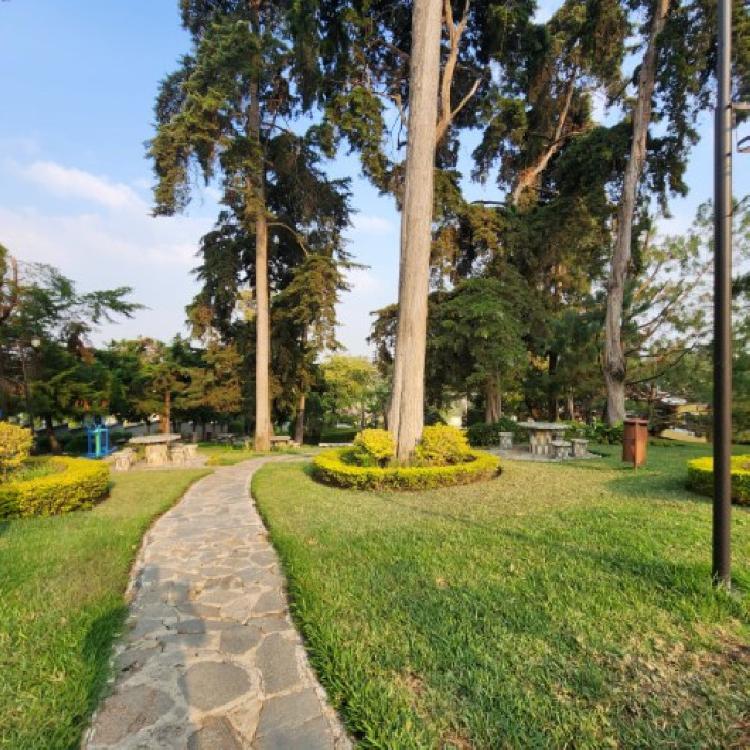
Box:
[687,455,750,506]
[312,447,501,490]
[0,457,110,519]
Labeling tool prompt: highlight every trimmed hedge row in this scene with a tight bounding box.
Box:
[312,447,501,490]
[0,457,110,519]
[687,455,750,505]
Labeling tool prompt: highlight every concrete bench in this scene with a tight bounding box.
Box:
[183,443,199,460]
[145,444,169,467]
[571,438,589,458]
[112,448,136,472]
[498,431,513,450]
[170,445,188,465]
[270,436,292,450]
[550,440,572,460]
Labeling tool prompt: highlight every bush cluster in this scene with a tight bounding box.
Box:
[466,418,520,446]
[687,455,750,506]
[0,423,33,479]
[352,429,395,467]
[583,420,624,445]
[0,457,110,518]
[415,425,471,465]
[312,447,500,490]
[35,429,131,455]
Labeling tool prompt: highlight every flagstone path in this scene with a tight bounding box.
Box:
[84,458,351,750]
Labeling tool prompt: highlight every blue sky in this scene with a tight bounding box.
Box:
[0,1,747,355]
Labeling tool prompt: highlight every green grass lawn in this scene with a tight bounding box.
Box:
[252,444,750,749]
[0,467,209,750]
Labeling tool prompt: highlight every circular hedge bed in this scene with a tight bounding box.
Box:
[687,455,750,505]
[0,457,110,519]
[312,446,501,490]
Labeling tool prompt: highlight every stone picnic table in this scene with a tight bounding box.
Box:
[516,421,568,457]
[129,434,190,467]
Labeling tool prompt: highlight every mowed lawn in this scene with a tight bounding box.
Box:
[0,468,209,750]
[253,445,750,749]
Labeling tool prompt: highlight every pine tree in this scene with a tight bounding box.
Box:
[149,0,324,450]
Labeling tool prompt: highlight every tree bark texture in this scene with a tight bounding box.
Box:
[603,0,669,424]
[162,390,171,435]
[294,392,305,444]
[388,0,443,461]
[247,12,272,453]
[485,376,502,423]
[254,208,272,451]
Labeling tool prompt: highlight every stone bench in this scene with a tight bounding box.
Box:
[270,436,292,450]
[571,438,589,458]
[170,445,188,465]
[112,448,136,472]
[145,444,169,467]
[550,440,572,460]
[498,431,513,450]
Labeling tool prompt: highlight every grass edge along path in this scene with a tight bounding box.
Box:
[0,467,210,750]
[252,447,750,749]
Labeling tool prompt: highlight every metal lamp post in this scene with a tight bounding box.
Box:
[713,0,734,587]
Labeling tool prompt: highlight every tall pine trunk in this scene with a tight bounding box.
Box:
[294,392,305,444]
[254,209,272,451]
[603,0,670,424]
[388,0,442,461]
[162,390,171,434]
[247,16,272,453]
[44,414,61,454]
[485,376,502,423]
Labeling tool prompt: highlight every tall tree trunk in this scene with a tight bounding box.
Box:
[162,390,171,434]
[484,376,502,423]
[254,209,272,451]
[388,0,442,461]
[247,11,272,453]
[294,392,305,445]
[603,0,670,424]
[567,392,575,421]
[44,414,60,454]
[548,351,559,421]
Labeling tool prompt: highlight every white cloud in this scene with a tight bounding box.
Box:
[0,196,213,343]
[22,160,145,210]
[350,213,396,235]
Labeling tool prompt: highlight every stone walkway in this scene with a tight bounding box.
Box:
[84,459,350,750]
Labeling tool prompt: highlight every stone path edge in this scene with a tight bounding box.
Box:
[82,457,352,750]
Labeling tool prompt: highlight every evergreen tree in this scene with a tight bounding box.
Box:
[150,0,327,450]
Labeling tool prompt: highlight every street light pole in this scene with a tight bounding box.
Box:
[713,0,732,587]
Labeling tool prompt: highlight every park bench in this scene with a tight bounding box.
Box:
[550,440,572,460]
[112,448,136,472]
[571,438,589,458]
[498,431,513,450]
[170,445,187,465]
[270,435,292,450]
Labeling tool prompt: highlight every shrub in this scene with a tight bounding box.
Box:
[352,429,395,467]
[584,420,624,445]
[0,457,110,518]
[687,455,750,506]
[0,422,33,479]
[466,418,520,447]
[312,447,500,491]
[415,425,471,465]
[319,427,358,444]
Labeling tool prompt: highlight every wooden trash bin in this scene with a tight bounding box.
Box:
[622,418,648,468]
